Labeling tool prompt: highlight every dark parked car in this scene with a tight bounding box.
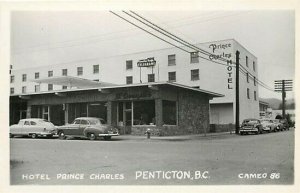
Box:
[279,119,289,130]
[56,117,119,140]
[240,118,263,135]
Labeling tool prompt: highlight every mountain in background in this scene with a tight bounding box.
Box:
[260,98,295,110]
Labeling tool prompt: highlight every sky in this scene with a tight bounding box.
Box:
[11,10,295,100]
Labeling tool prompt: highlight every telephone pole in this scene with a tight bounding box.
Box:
[274,80,293,119]
[235,51,240,134]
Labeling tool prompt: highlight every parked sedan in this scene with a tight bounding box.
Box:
[260,119,276,132]
[10,118,56,138]
[56,117,119,140]
[273,119,284,131]
[240,118,263,135]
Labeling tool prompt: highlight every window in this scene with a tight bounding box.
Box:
[48,70,53,77]
[30,121,37,125]
[254,77,256,86]
[93,64,99,74]
[80,120,89,125]
[191,69,199,81]
[62,69,68,76]
[246,56,248,67]
[73,119,81,124]
[22,86,26,93]
[35,85,40,92]
[77,67,83,76]
[22,74,27,82]
[126,76,133,84]
[254,91,257,101]
[246,73,249,83]
[148,74,155,82]
[253,61,256,71]
[168,54,176,66]
[35,72,39,79]
[48,84,53,91]
[10,87,14,94]
[62,85,68,90]
[163,100,177,125]
[10,75,14,83]
[247,88,250,99]
[133,100,155,125]
[126,60,133,70]
[24,121,30,125]
[168,71,176,82]
[93,79,99,82]
[190,52,199,63]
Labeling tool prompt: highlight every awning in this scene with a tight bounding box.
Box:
[31,76,116,88]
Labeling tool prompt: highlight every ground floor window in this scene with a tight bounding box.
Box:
[133,100,155,125]
[163,100,177,125]
[117,100,155,126]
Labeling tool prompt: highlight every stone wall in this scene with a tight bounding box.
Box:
[177,90,210,135]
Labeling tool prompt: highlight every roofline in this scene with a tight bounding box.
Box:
[100,81,224,97]
[10,81,224,98]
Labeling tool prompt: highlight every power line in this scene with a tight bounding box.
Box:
[111,11,275,93]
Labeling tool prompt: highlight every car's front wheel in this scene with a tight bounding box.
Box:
[58,131,66,140]
[31,133,37,139]
[87,133,96,140]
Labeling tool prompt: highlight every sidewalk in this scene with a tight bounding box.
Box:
[115,131,236,141]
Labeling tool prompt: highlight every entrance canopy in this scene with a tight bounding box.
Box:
[32,76,116,88]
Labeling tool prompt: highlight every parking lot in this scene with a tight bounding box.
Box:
[10,128,294,185]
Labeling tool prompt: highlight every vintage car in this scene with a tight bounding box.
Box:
[273,119,284,131]
[259,119,276,132]
[240,118,263,135]
[9,118,56,138]
[280,119,289,130]
[56,117,119,140]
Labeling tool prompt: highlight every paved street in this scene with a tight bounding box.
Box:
[10,129,294,185]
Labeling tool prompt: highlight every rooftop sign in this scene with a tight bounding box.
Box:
[137,57,156,67]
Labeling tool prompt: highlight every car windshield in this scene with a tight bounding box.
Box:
[243,120,257,124]
[89,118,106,125]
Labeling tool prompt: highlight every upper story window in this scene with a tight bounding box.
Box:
[168,54,176,66]
[168,71,176,82]
[254,91,257,101]
[22,86,26,93]
[246,56,248,67]
[254,76,256,86]
[253,61,256,71]
[93,65,99,74]
[10,87,14,94]
[247,88,250,99]
[190,52,199,63]
[148,74,155,82]
[191,69,199,81]
[62,69,68,76]
[10,75,14,83]
[48,84,53,91]
[246,73,249,83]
[126,76,133,84]
[126,60,133,70]
[35,72,39,79]
[62,85,67,90]
[35,85,40,92]
[48,70,53,77]
[77,67,83,76]
[22,74,27,82]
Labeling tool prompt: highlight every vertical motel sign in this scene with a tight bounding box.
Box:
[137,57,156,83]
[274,80,293,119]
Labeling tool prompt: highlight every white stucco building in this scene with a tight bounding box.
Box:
[10,39,259,125]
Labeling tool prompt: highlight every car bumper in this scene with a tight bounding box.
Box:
[98,133,119,137]
[240,128,258,132]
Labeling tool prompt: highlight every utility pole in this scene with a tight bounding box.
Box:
[274,80,293,119]
[235,51,240,134]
